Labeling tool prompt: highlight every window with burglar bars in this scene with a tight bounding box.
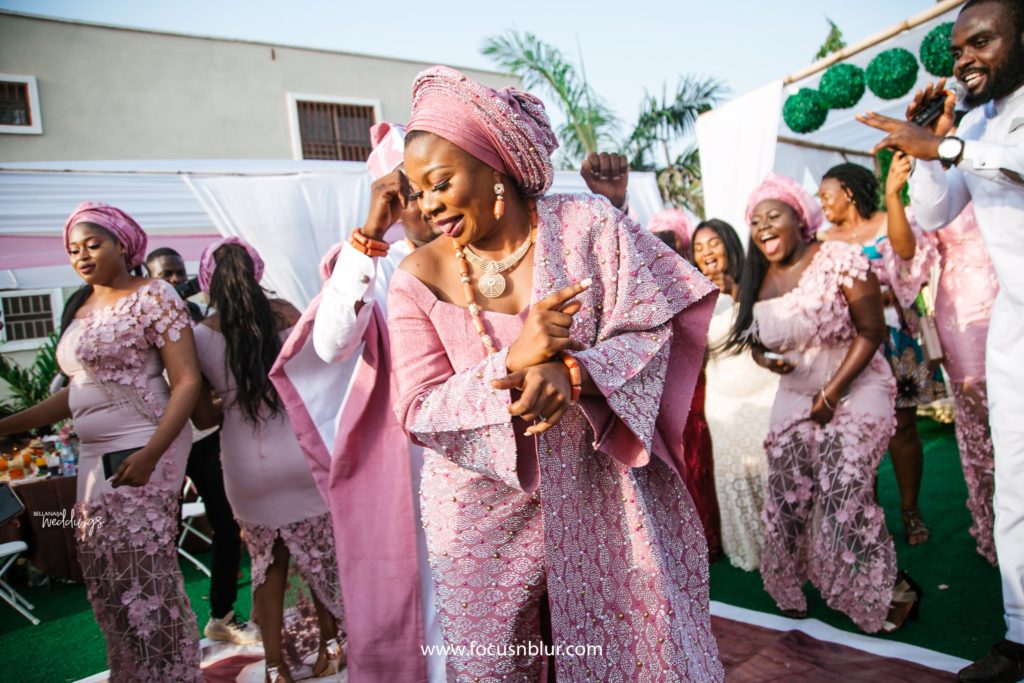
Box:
[296,100,375,161]
[0,292,55,342]
[0,80,31,127]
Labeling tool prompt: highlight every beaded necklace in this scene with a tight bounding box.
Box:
[453,199,537,354]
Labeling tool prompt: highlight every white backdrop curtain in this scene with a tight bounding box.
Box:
[183,170,370,309]
[696,80,784,240]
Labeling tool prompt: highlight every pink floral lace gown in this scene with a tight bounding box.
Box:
[192,324,344,634]
[389,194,724,683]
[56,279,201,682]
[933,204,999,564]
[752,241,898,633]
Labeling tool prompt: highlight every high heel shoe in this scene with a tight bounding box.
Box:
[882,570,923,633]
[311,637,345,678]
[902,509,930,545]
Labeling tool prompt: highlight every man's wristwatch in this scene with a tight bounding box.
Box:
[937,136,965,166]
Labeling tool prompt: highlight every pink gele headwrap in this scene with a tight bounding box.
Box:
[198,236,266,293]
[745,173,824,242]
[406,65,558,197]
[366,122,407,181]
[646,209,693,252]
[63,201,148,269]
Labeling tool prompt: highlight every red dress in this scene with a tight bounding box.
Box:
[683,370,722,560]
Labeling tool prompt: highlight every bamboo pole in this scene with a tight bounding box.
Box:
[783,0,966,86]
[776,136,873,158]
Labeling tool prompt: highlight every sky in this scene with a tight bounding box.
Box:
[0,0,937,145]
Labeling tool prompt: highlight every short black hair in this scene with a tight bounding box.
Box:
[145,247,183,265]
[961,0,1024,35]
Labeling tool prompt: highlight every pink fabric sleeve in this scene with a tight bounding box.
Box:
[547,196,717,476]
[140,280,191,347]
[388,272,523,491]
[876,216,938,309]
[573,323,672,459]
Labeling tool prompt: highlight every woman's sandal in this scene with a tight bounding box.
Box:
[781,608,808,619]
[882,571,923,633]
[902,509,930,545]
[265,663,294,683]
[311,637,345,678]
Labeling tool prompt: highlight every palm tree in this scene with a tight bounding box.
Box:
[481,30,619,167]
[627,77,724,217]
[626,77,724,170]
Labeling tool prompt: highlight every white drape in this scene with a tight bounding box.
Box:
[183,170,371,309]
[696,80,784,240]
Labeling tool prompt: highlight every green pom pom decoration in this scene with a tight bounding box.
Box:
[783,88,828,134]
[867,47,919,100]
[819,63,866,109]
[920,23,955,77]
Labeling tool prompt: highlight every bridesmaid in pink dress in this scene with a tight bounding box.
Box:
[725,175,919,634]
[191,238,344,683]
[878,155,998,564]
[0,202,203,681]
[389,67,723,682]
[933,204,998,564]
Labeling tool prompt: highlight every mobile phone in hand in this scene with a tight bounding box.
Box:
[102,448,139,480]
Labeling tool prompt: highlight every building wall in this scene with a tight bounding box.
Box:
[0,12,517,161]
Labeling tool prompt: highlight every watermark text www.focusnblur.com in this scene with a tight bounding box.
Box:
[421,641,603,658]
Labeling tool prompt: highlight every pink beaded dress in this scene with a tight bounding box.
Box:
[389,194,724,682]
[933,203,999,564]
[751,241,898,633]
[192,323,344,628]
[57,279,201,682]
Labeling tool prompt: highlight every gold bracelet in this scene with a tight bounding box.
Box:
[820,388,836,412]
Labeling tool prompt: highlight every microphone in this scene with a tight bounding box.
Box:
[910,81,966,127]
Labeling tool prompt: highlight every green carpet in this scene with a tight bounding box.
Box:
[0,551,254,683]
[0,420,1004,680]
[710,418,1003,662]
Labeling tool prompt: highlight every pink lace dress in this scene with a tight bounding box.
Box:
[56,279,201,682]
[933,204,999,564]
[389,194,724,682]
[192,324,344,629]
[752,242,898,633]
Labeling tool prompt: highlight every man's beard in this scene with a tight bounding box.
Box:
[964,43,1024,107]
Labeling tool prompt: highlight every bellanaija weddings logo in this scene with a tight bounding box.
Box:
[34,510,103,535]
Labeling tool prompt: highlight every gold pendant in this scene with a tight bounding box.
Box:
[478,271,506,298]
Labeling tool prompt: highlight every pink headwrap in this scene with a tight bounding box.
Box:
[646,209,693,251]
[198,236,265,293]
[406,66,558,197]
[366,122,406,181]
[63,201,148,269]
[745,173,824,242]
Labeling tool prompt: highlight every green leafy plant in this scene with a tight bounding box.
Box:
[0,332,61,415]
[921,23,955,77]
[815,18,847,61]
[625,77,723,171]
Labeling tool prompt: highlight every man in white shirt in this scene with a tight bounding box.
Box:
[859,2,1024,681]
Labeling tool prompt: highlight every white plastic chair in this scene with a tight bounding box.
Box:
[0,540,40,625]
[178,477,212,577]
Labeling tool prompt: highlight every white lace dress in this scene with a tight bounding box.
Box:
[704,294,778,571]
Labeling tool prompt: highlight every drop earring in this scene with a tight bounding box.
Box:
[493,182,505,221]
